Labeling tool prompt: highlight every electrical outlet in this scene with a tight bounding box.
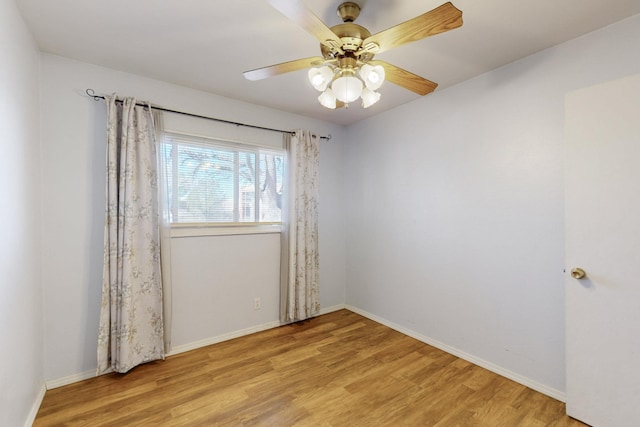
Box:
[253,297,261,310]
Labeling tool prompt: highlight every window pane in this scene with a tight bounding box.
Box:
[259,153,283,222]
[161,143,175,222]
[238,151,256,222]
[161,134,284,225]
[177,144,234,222]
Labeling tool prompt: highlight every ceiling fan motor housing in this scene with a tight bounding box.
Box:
[321,23,373,61]
[321,3,371,61]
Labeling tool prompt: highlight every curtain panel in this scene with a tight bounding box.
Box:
[154,111,173,355]
[280,130,321,323]
[97,96,165,374]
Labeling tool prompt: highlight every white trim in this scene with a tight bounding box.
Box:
[42,304,347,389]
[345,305,566,403]
[45,369,99,390]
[171,224,282,238]
[166,320,282,356]
[167,304,346,357]
[318,303,346,315]
[24,384,47,427]
[163,129,283,151]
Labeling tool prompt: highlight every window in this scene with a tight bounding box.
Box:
[161,133,284,226]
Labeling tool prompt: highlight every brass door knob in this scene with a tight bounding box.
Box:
[571,268,587,279]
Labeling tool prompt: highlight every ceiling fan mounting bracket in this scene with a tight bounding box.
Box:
[337,2,361,23]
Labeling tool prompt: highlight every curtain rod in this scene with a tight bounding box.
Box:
[85,89,332,141]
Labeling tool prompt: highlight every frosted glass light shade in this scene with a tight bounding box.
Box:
[332,75,363,103]
[361,88,381,108]
[318,88,337,109]
[308,66,333,91]
[359,64,385,90]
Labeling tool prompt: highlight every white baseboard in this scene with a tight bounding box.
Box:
[345,305,566,403]
[32,303,562,424]
[319,303,346,315]
[167,320,282,356]
[24,383,46,427]
[167,303,347,357]
[46,369,98,390]
[43,303,348,389]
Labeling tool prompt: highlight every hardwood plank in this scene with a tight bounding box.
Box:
[34,309,586,426]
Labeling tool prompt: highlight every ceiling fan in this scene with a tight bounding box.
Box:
[243,0,463,109]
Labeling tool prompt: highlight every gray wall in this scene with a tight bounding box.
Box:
[344,14,640,398]
[0,0,44,424]
[39,54,347,382]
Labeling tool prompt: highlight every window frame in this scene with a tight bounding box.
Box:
[160,132,285,237]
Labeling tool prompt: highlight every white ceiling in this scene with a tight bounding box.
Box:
[16,0,640,125]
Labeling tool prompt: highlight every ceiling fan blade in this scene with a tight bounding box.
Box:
[267,0,343,51]
[363,2,462,54]
[244,57,324,81]
[371,60,438,95]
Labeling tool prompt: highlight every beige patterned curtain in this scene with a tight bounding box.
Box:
[280,130,320,323]
[97,95,164,374]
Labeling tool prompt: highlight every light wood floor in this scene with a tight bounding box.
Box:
[35,309,586,426]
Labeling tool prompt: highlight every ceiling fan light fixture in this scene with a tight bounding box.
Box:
[361,87,381,108]
[359,64,385,90]
[318,88,337,109]
[331,74,363,103]
[245,2,463,111]
[308,66,334,91]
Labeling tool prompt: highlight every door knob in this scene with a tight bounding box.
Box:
[571,268,587,279]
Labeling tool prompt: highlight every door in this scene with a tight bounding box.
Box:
[565,73,640,426]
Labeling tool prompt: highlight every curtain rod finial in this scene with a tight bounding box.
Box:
[86,88,101,101]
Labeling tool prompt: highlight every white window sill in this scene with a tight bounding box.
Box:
[170,224,282,238]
